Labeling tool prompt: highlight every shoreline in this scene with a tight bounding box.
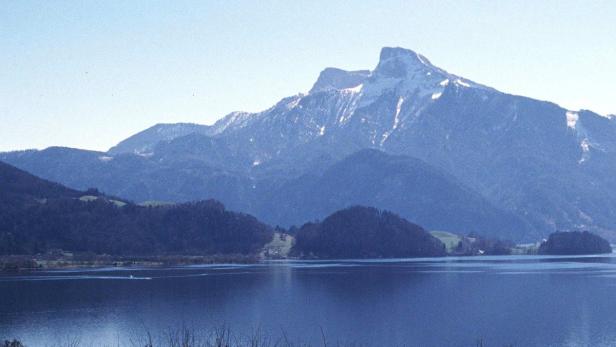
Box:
[3,251,614,274]
[0,254,260,273]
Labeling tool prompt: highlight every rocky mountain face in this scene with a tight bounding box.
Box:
[255,149,531,240]
[3,47,616,241]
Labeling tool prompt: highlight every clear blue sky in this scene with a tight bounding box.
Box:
[1,0,615,152]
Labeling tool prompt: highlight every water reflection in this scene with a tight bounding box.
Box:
[1,254,616,346]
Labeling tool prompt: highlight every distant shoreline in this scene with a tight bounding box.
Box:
[4,251,615,274]
[0,253,259,273]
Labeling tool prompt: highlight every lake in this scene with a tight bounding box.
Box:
[2,254,616,346]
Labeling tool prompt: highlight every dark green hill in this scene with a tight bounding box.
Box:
[538,231,612,255]
[291,206,446,258]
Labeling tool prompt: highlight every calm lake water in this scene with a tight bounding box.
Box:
[2,254,616,346]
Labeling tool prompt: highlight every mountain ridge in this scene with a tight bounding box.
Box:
[3,46,616,241]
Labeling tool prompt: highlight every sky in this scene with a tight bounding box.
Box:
[1,0,615,152]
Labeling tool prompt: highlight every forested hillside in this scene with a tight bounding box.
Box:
[292,206,446,258]
[0,161,272,255]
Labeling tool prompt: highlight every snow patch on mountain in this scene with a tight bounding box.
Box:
[394,97,404,128]
[380,97,406,145]
[581,138,591,152]
[343,83,363,93]
[566,111,579,129]
[455,79,471,88]
[579,138,591,164]
[98,156,113,162]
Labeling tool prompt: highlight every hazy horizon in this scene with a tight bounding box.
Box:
[2,0,615,152]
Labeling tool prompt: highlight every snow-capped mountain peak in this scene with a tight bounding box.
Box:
[199,47,494,155]
[374,47,436,78]
[372,47,480,91]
